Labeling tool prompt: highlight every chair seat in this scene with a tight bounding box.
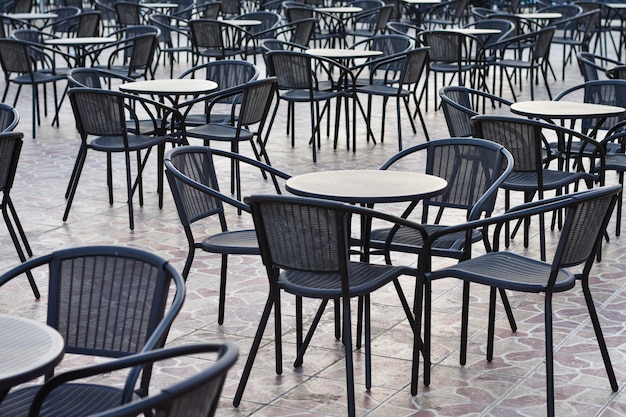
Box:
[0,383,132,417]
[90,133,174,152]
[605,153,626,172]
[369,223,483,254]
[502,169,590,191]
[430,62,482,73]
[428,251,575,293]
[186,123,254,141]
[12,72,65,85]
[279,261,415,298]
[356,83,410,97]
[495,59,539,70]
[201,229,260,254]
[281,89,340,103]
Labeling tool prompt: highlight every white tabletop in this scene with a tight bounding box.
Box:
[403,0,442,4]
[0,315,64,396]
[45,36,114,46]
[316,6,363,13]
[516,12,562,20]
[510,100,626,119]
[120,79,219,95]
[306,48,383,59]
[223,19,262,26]
[2,12,57,20]
[442,28,502,35]
[605,3,626,8]
[142,2,178,8]
[286,170,448,204]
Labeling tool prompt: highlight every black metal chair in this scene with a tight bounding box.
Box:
[188,19,249,65]
[176,59,260,127]
[576,51,624,82]
[231,11,282,64]
[0,245,186,416]
[419,30,487,111]
[86,30,159,80]
[65,88,187,230]
[164,146,290,324]
[414,185,621,417]
[264,50,358,161]
[550,10,599,81]
[0,132,39,299]
[178,78,279,204]
[149,14,193,78]
[233,194,424,417]
[29,343,238,417]
[491,26,555,101]
[421,0,469,29]
[345,4,394,42]
[471,114,606,261]
[355,47,430,149]
[0,38,67,138]
[439,85,513,137]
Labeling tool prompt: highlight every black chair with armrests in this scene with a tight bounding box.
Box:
[29,343,238,417]
[0,245,186,416]
[165,146,290,324]
[413,185,620,417]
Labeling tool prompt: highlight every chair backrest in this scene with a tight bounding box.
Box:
[76,10,102,37]
[0,132,23,195]
[554,80,626,134]
[220,0,241,16]
[0,38,35,75]
[531,27,554,62]
[0,104,19,133]
[11,0,32,13]
[386,21,423,41]
[189,19,227,50]
[246,195,351,275]
[576,52,623,82]
[235,78,278,127]
[419,30,480,65]
[287,17,316,46]
[0,245,186,359]
[178,60,260,104]
[265,50,314,90]
[115,1,142,26]
[465,18,515,48]
[439,85,513,137]
[77,343,239,417]
[552,186,618,272]
[124,32,159,78]
[236,11,281,36]
[67,67,135,89]
[47,6,81,34]
[350,33,413,57]
[397,47,430,86]
[380,137,514,221]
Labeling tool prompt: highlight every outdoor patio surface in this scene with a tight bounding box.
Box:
[1,42,626,417]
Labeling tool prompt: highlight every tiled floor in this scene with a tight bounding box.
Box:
[2,36,626,417]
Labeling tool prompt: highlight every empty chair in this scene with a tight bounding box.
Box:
[439,85,513,137]
[28,343,238,417]
[114,1,145,27]
[65,88,187,230]
[149,14,193,77]
[232,11,281,63]
[189,18,250,65]
[421,0,469,29]
[356,47,430,149]
[414,185,620,417]
[471,114,605,261]
[165,146,290,324]
[233,194,423,417]
[177,60,260,127]
[0,132,39,299]
[0,38,66,138]
[577,51,624,81]
[346,4,394,42]
[0,245,186,416]
[88,31,159,79]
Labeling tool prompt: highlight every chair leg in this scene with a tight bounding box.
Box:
[293,298,329,368]
[63,145,88,222]
[582,280,618,392]
[486,287,497,362]
[411,275,426,395]
[233,291,277,407]
[124,150,135,230]
[343,295,356,417]
[544,294,555,417]
[218,254,228,325]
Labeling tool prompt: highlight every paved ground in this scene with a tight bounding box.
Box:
[2,31,626,416]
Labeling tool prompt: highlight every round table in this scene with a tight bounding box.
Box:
[515,12,562,20]
[120,79,219,105]
[223,19,262,27]
[286,170,448,204]
[510,100,626,120]
[442,28,502,35]
[0,315,65,402]
[306,48,383,60]
[316,6,363,13]
[45,36,115,66]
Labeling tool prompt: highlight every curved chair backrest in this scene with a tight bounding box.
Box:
[76,10,102,37]
[67,67,135,89]
[439,85,513,137]
[179,60,259,104]
[79,343,239,417]
[0,104,19,133]
[380,137,514,221]
[0,132,23,193]
[576,51,623,82]
[554,80,626,134]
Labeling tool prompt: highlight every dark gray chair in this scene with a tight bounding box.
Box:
[414,185,621,417]
[0,245,186,417]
